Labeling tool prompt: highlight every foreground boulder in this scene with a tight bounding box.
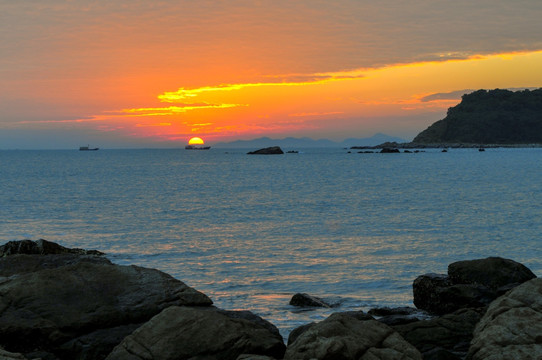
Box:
[448,257,536,290]
[284,312,422,360]
[413,257,536,314]
[467,278,542,360]
[247,146,284,155]
[0,258,212,359]
[106,306,286,360]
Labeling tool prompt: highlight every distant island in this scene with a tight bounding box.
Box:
[412,88,542,145]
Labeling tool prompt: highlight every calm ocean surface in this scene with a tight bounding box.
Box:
[1,147,541,338]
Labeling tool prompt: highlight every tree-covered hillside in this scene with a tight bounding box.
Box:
[413,89,542,144]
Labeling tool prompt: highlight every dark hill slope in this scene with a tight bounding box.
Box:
[413,89,542,144]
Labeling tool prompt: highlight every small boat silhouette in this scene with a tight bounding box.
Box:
[79,145,99,151]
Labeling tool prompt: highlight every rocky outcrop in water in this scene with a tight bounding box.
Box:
[247,146,284,155]
[289,293,331,308]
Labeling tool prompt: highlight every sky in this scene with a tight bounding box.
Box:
[2,0,542,149]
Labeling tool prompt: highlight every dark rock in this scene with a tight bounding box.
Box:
[105,306,286,360]
[287,322,316,346]
[414,258,537,315]
[412,273,451,312]
[287,311,373,346]
[393,307,485,359]
[448,257,536,290]
[57,324,142,360]
[0,347,28,359]
[414,273,495,314]
[466,278,542,360]
[369,307,424,326]
[380,147,400,153]
[289,293,331,308]
[236,355,277,360]
[247,146,284,155]
[284,312,422,360]
[377,315,422,327]
[0,260,212,359]
[0,253,112,277]
[0,239,104,257]
[368,306,419,317]
[422,347,462,360]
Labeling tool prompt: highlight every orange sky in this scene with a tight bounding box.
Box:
[1,1,542,148]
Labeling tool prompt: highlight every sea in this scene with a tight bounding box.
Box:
[1,147,541,339]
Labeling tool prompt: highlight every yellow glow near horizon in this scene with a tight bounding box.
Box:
[188,137,205,145]
[18,50,542,143]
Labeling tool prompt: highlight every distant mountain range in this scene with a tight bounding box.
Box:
[213,133,406,148]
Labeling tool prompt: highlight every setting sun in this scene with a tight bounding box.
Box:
[188,137,205,145]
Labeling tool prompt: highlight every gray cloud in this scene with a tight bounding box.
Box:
[2,0,542,76]
[421,87,540,102]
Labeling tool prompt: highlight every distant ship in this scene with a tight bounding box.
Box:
[79,145,99,151]
[185,145,211,150]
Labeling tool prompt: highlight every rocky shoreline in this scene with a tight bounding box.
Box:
[1,239,540,360]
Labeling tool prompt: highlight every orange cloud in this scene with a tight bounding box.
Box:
[289,111,344,117]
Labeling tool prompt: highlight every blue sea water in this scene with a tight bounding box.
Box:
[1,147,541,338]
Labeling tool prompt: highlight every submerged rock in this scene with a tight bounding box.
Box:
[106,306,286,360]
[467,278,542,360]
[247,146,284,155]
[285,311,422,360]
